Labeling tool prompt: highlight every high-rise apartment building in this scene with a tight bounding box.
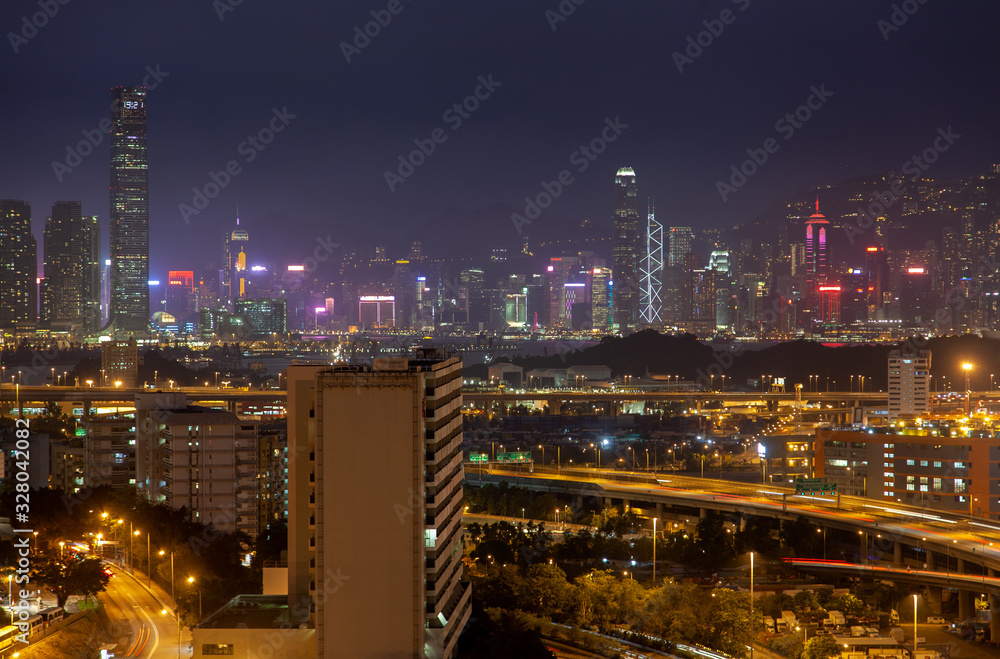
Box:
[0,200,36,329]
[109,86,150,333]
[640,199,663,324]
[101,338,139,388]
[286,349,470,658]
[887,349,931,420]
[135,393,260,537]
[611,167,641,330]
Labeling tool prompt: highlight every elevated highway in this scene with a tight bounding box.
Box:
[471,466,1000,603]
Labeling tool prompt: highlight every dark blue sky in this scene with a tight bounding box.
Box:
[2,0,998,277]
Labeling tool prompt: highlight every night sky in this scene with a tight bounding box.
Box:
[2,0,998,276]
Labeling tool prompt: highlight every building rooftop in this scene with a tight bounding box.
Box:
[196,594,309,630]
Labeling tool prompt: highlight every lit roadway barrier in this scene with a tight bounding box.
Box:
[783,558,1000,595]
[469,465,1000,578]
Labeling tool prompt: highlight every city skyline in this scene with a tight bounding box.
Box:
[2,2,999,274]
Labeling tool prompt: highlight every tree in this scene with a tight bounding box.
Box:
[32,557,109,608]
[521,563,573,620]
[802,635,839,659]
[707,589,754,658]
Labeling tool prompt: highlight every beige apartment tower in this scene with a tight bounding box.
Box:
[887,349,931,420]
[287,349,470,659]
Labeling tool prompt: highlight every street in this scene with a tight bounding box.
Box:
[101,565,191,659]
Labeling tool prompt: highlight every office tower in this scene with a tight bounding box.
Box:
[358,295,396,328]
[900,266,933,326]
[546,256,578,328]
[135,393,259,536]
[408,240,424,261]
[394,260,414,327]
[235,298,287,336]
[222,215,249,304]
[709,250,731,276]
[640,199,664,324]
[286,350,471,658]
[611,167,641,330]
[0,200,36,328]
[887,349,930,420]
[109,86,150,332]
[817,285,841,325]
[804,196,829,285]
[166,270,195,319]
[590,266,611,331]
[42,201,86,326]
[668,226,693,268]
[505,293,528,327]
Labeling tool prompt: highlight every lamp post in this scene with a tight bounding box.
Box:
[750,551,755,659]
[652,518,657,586]
[963,362,973,415]
[188,577,202,620]
[146,533,151,588]
[913,594,918,656]
[538,444,544,467]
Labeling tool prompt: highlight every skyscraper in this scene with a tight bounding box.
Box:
[222,214,249,305]
[287,349,470,658]
[804,196,829,285]
[668,226,693,268]
[640,198,663,324]
[0,200,36,329]
[109,86,149,333]
[611,167,641,330]
[42,202,99,328]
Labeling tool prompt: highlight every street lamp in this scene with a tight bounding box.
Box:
[963,362,973,415]
[652,518,658,586]
[913,594,918,656]
[188,576,202,620]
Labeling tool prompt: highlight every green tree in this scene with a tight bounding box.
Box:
[521,563,573,620]
[32,556,109,608]
[802,635,839,659]
[634,582,705,644]
[707,589,755,658]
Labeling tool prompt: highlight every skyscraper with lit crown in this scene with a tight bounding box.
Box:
[612,167,641,330]
[109,86,149,333]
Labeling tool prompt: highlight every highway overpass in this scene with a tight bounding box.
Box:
[471,466,1000,605]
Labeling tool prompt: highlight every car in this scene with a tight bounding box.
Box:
[927,616,946,624]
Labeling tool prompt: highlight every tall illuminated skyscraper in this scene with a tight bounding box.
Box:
[109,86,149,333]
[222,212,249,306]
[804,196,829,285]
[0,200,36,329]
[640,198,663,324]
[611,167,641,330]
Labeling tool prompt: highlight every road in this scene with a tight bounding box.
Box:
[474,466,1000,572]
[101,565,189,659]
